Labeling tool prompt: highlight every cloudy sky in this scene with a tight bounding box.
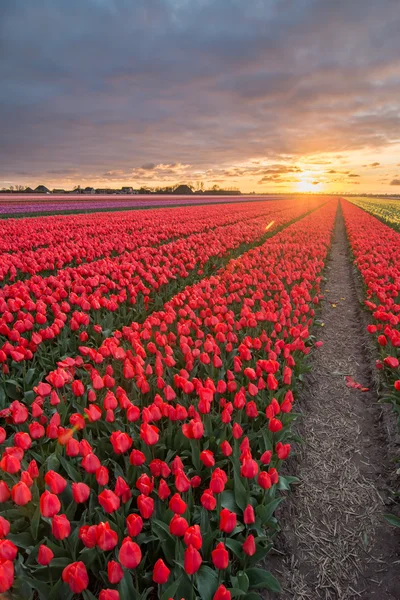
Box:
[1,0,400,193]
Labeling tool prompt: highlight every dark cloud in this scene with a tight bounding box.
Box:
[348,173,360,177]
[0,0,400,183]
[390,179,400,185]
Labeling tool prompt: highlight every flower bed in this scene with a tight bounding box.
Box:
[0,200,337,599]
[342,199,400,422]
[0,198,326,402]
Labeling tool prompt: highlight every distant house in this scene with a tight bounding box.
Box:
[24,187,34,193]
[121,187,133,194]
[34,185,50,194]
[53,188,66,194]
[83,187,95,194]
[173,184,194,195]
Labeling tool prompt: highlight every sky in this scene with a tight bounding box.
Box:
[1,0,400,194]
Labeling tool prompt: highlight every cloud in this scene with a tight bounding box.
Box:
[390,179,400,185]
[0,0,400,186]
[348,173,360,177]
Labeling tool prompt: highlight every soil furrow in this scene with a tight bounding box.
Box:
[268,202,400,600]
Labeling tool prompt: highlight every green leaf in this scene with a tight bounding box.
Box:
[232,460,248,511]
[224,538,244,559]
[161,575,183,600]
[256,498,282,524]
[119,571,138,600]
[237,571,249,592]
[220,490,239,512]
[30,504,41,541]
[196,565,219,600]
[59,455,82,482]
[25,368,37,386]
[21,576,51,600]
[246,568,281,592]
[243,593,263,600]
[83,591,99,600]
[152,518,174,542]
[228,589,247,598]
[8,531,35,549]
[384,513,400,528]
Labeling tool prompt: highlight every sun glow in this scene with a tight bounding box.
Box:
[296,171,324,193]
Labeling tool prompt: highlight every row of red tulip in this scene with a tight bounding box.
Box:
[0,199,337,599]
[0,198,326,394]
[341,200,400,414]
[0,199,312,282]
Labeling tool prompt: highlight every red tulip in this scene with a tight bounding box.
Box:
[79,525,98,548]
[243,534,256,556]
[169,493,187,515]
[140,423,159,445]
[126,513,143,537]
[37,544,54,566]
[258,471,272,489]
[240,458,259,479]
[107,560,124,584]
[11,481,32,505]
[96,465,109,486]
[119,537,142,569]
[100,590,120,600]
[137,494,154,519]
[0,559,14,593]
[0,454,21,474]
[184,544,202,575]
[212,542,229,569]
[0,516,10,538]
[52,514,71,540]
[110,431,133,454]
[62,561,89,593]
[14,431,32,450]
[0,539,18,561]
[200,488,216,510]
[244,504,255,524]
[98,489,120,513]
[72,482,91,503]
[81,453,101,473]
[219,508,237,533]
[169,514,189,537]
[130,449,146,466]
[183,524,202,550]
[40,490,61,517]
[153,558,170,584]
[71,380,85,397]
[96,522,119,551]
[0,481,10,503]
[213,585,231,600]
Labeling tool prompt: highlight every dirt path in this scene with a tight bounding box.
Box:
[270,203,400,600]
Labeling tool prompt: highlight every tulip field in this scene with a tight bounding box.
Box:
[0,196,399,599]
[343,199,400,420]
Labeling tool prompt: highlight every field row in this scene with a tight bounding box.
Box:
[347,196,400,232]
[0,195,273,218]
[0,200,299,279]
[0,201,337,599]
[342,200,400,422]
[0,198,326,406]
